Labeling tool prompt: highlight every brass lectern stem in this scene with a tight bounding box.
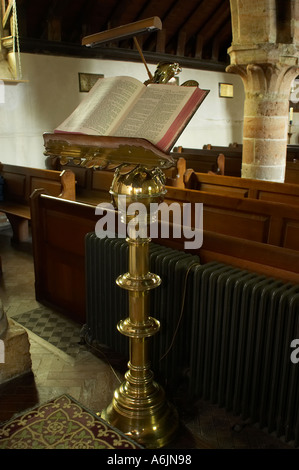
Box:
[101,235,179,448]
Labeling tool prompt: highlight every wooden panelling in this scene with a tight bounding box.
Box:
[3,174,26,201]
[285,162,299,184]
[199,183,248,197]
[282,221,299,251]
[31,192,99,323]
[257,191,299,205]
[45,210,95,256]
[92,170,114,192]
[203,207,269,242]
[164,186,299,250]
[30,177,62,196]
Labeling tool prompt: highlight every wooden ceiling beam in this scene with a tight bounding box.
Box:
[47,17,61,42]
[105,0,133,29]
[184,1,231,59]
[195,34,204,59]
[211,20,232,62]
[196,6,231,42]
[156,29,166,53]
[20,0,53,38]
[162,0,205,51]
[83,0,119,37]
[17,0,232,66]
[176,30,186,57]
[172,0,222,41]
[142,0,185,52]
[19,36,227,71]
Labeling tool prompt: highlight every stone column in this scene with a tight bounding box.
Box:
[227,0,299,182]
[227,61,299,181]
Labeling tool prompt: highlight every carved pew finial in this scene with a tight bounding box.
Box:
[59,170,76,200]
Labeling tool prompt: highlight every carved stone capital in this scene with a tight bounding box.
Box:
[226,62,299,97]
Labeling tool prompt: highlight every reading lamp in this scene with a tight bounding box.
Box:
[81,18,179,449]
[82,17,162,81]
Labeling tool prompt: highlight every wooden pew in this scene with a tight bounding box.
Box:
[56,164,179,204]
[0,163,75,242]
[287,144,299,162]
[164,185,299,255]
[176,143,299,161]
[179,170,299,206]
[48,154,299,211]
[172,145,299,183]
[172,145,242,176]
[285,161,299,184]
[174,144,242,154]
[63,165,114,205]
[51,162,179,205]
[30,191,299,323]
[203,142,242,151]
[171,149,240,176]
[45,154,299,217]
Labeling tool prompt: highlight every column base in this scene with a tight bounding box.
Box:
[242,163,286,182]
[0,319,32,385]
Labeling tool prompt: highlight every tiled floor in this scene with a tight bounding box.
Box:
[0,219,294,450]
[11,307,85,357]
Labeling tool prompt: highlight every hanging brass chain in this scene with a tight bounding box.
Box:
[12,0,22,79]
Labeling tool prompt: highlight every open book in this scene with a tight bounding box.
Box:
[55,76,209,153]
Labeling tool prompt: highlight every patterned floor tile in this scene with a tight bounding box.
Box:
[12,308,85,357]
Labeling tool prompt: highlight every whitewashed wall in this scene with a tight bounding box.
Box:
[0,53,245,168]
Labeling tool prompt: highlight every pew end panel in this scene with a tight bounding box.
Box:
[30,190,99,323]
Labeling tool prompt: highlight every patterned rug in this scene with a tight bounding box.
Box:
[0,394,142,449]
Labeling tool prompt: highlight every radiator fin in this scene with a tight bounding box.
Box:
[189,264,299,446]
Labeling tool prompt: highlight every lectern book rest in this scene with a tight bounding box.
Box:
[54,76,209,153]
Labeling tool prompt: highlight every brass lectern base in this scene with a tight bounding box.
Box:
[101,381,179,449]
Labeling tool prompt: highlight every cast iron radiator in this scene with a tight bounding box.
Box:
[84,232,200,386]
[188,262,299,446]
[84,232,299,446]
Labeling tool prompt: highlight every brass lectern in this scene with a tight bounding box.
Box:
[43,132,179,448]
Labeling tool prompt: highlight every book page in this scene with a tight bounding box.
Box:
[111,84,195,144]
[55,76,144,135]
